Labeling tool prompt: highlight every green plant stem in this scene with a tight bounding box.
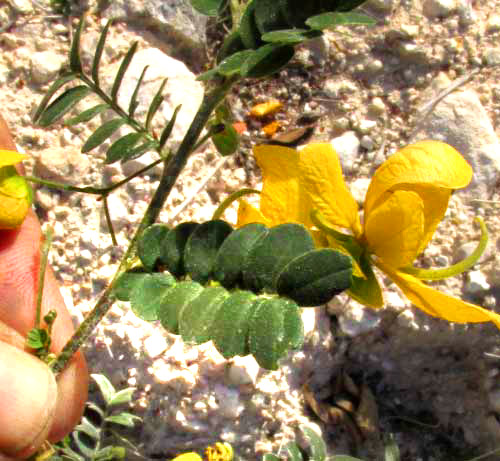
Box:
[24,157,164,195]
[50,76,237,376]
[35,227,53,328]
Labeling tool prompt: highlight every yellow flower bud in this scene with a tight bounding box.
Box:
[0,165,33,229]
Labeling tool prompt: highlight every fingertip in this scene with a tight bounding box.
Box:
[48,350,89,442]
[0,342,57,458]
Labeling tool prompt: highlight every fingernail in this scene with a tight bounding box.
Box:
[0,342,57,457]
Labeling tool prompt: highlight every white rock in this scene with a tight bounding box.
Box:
[361,135,375,150]
[9,0,34,14]
[331,131,360,173]
[34,147,91,182]
[338,301,381,337]
[484,48,500,67]
[465,270,490,294]
[423,0,456,19]
[227,356,260,386]
[79,249,93,264]
[30,51,65,85]
[413,82,500,196]
[366,0,394,13]
[144,333,168,358]
[349,177,370,205]
[368,97,386,115]
[214,385,244,418]
[101,0,207,54]
[486,15,500,33]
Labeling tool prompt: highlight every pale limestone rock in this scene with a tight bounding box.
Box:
[30,51,65,85]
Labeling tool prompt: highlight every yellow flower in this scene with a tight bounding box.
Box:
[237,141,500,329]
[171,453,203,461]
[0,149,33,229]
[170,442,233,461]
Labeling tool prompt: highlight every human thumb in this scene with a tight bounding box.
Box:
[0,341,57,459]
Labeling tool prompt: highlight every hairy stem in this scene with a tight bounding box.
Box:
[50,77,237,375]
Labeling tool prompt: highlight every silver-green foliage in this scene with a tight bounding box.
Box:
[49,374,141,461]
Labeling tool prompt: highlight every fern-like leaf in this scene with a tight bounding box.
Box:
[38,85,91,127]
[82,118,126,153]
[70,16,85,73]
[111,42,138,103]
[128,65,148,118]
[92,19,113,87]
[159,104,182,149]
[145,78,167,130]
[33,72,77,123]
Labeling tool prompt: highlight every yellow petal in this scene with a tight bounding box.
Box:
[0,149,27,167]
[380,262,500,329]
[364,190,424,268]
[254,144,312,226]
[365,140,473,217]
[171,453,203,461]
[236,199,272,227]
[298,143,361,236]
[399,184,450,255]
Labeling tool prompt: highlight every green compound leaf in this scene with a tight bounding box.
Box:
[113,268,150,302]
[82,118,126,153]
[91,373,116,405]
[261,28,322,45]
[111,41,138,103]
[190,0,224,16]
[211,121,240,156]
[277,248,353,306]
[65,104,109,126]
[119,139,158,163]
[92,19,113,87]
[38,85,91,127]
[300,425,327,461]
[26,328,49,349]
[285,442,304,461]
[161,222,200,277]
[179,286,230,344]
[159,104,182,149]
[158,281,205,334]
[263,455,281,461]
[243,223,314,293]
[306,12,376,30]
[107,388,136,407]
[248,296,303,370]
[213,222,268,289]
[211,290,257,358]
[33,72,77,124]
[70,16,85,73]
[105,412,141,428]
[217,50,255,77]
[239,0,261,49]
[241,43,295,78]
[130,272,176,321]
[129,65,148,118]
[253,0,288,35]
[183,220,233,284]
[137,223,170,270]
[145,78,167,130]
[217,31,246,63]
[106,132,145,164]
